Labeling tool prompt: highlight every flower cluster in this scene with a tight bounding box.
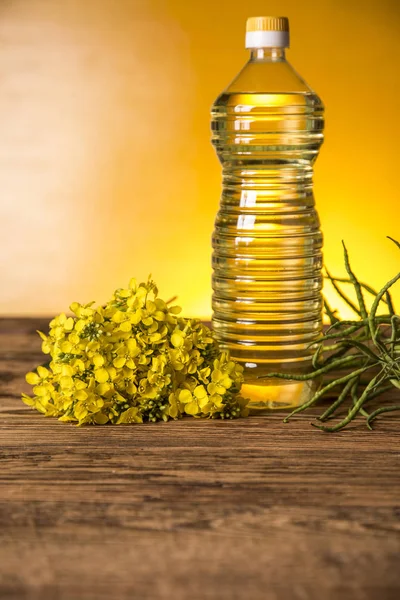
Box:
[22,278,249,425]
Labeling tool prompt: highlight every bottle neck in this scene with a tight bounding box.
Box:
[250,47,286,62]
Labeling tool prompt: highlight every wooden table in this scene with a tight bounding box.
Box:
[1,318,399,600]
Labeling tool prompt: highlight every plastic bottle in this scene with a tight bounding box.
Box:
[211,16,324,411]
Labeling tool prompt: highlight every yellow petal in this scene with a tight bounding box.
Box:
[37,365,49,378]
[60,376,74,389]
[155,299,167,310]
[69,333,80,345]
[194,385,207,400]
[59,414,78,423]
[33,385,49,397]
[87,341,100,352]
[95,368,109,383]
[146,300,156,313]
[184,401,199,415]
[61,364,74,377]
[127,339,140,356]
[171,333,184,348]
[136,286,147,299]
[72,359,85,372]
[75,380,87,390]
[150,333,162,343]
[107,367,117,381]
[169,405,179,418]
[169,306,182,315]
[211,394,224,407]
[64,317,75,331]
[126,382,137,395]
[178,389,192,404]
[21,393,35,406]
[208,382,225,395]
[75,319,85,333]
[198,396,210,409]
[70,302,81,315]
[60,341,73,354]
[148,322,158,334]
[93,354,105,367]
[94,412,109,425]
[212,369,223,383]
[117,407,143,424]
[96,382,111,395]
[130,310,142,325]
[119,321,132,333]
[154,311,165,322]
[26,372,40,385]
[113,357,126,369]
[202,400,213,411]
[112,311,125,323]
[74,405,88,420]
[94,310,104,324]
[41,341,51,354]
[222,376,233,389]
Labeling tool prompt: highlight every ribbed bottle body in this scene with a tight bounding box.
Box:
[211,91,324,409]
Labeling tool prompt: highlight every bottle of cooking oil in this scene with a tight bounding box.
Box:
[211,16,324,411]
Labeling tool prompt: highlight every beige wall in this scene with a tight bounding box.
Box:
[1,0,399,317]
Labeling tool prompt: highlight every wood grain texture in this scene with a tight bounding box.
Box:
[1,318,400,600]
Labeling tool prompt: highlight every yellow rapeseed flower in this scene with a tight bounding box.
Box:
[22,277,248,425]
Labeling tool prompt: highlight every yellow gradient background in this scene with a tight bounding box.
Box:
[0,0,399,317]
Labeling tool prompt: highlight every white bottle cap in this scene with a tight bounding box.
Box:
[245,16,290,49]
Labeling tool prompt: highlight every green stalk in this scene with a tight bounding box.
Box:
[261,354,366,382]
[318,377,356,422]
[367,405,400,429]
[328,276,394,310]
[324,298,340,324]
[363,383,394,402]
[342,241,368,319]
[325,268,361,316]
[312,373,381,432]
[283,366,372,422]
[312,342,324,369]
[321,324,366,341]
[324,316,393,338]
[350,379,369,419]
[389,315,400,358]
[385,292,395,316]
[264,236,400,433]
[369,272,400,342]
[340,339,382,363]
[388,236,400,250]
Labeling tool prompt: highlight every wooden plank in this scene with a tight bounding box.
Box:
[0,319,399,600]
